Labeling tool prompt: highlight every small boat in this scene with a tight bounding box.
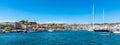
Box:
[23,30,27,33]
[113,31,120,33]
[48,29,54,32]
[88,29,93,31]
[112,29,120,33]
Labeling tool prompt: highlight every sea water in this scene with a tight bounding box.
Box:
[0,30,119,45]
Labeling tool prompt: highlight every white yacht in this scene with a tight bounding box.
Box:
[113,31,120,33]
[112,29,120,33]
[111,27,120,33]
[88,29,94,31]
[48,29,54,32]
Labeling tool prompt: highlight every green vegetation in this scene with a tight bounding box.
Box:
[1,24,13,27]
[5,29,12,32]
[19,20,37,25]
[29,22,37,25]
[19,20,26,24]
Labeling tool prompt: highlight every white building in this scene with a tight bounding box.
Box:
[14,22,20,28]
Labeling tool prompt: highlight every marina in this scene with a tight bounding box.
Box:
[0,0,120,45]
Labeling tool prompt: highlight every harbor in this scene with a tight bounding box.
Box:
[0,0,120,45]
[0,20,120,33]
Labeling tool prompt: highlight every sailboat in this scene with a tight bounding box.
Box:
[88,4,94,31]
[93,9,110,32]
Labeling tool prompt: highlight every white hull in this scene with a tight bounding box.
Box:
[48,30,53,32]
[88,29,93,31]
[113,32,120,33]
[112,29,120,33]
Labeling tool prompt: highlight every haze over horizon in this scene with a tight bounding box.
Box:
[0,0,120,24]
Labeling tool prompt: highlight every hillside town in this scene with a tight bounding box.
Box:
[0,20,120,33]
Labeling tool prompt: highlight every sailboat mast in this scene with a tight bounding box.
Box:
[103,9,104,27]
[92,4,95,29]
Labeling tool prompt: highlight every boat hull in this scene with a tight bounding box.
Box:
[93,29,110,32]
[88,29,93,31]
[113,32,120,33]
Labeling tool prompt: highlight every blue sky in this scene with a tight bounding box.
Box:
[0,0,120,24]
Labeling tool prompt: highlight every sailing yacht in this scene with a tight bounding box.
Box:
[88,4,94,31]
[93,9,110,32]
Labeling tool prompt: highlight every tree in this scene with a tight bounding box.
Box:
[29,22,37,25]
[19,20,26,24]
